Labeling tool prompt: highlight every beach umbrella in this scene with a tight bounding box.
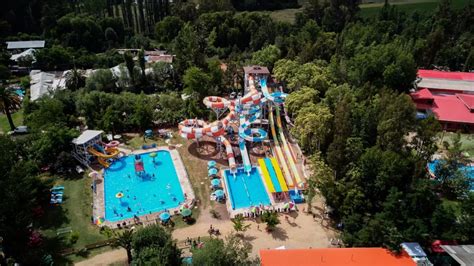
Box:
[149,152,157,162]
[208,168,218,177]
[251,206,257,213]
[207,160,217,168]
[214,189,224,198]
[96,217,104,225]
[211,178,220,187]
[283,202,290,209]
[181,208,192,217]
[159,212,171,221]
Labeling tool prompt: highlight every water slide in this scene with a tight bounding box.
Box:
[88,144,121,168]
[268,105,294,187]
[258,159,276,193]
[275,106,304,187]
[270,157,289,191]
[179,81,264,174]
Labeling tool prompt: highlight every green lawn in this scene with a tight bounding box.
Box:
[438,132,474,159]
[260,0,470,23]
[360,0,470,18]
[0,109,24,133]
[38,174,108,263]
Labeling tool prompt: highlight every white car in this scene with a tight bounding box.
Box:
[8,126,28,135]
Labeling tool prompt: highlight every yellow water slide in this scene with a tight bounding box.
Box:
[258,159,276,193]
[88,146,120,168]
[268,105,294,187]
[275,106,304,188]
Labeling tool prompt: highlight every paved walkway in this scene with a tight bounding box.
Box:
[75,199,335,265]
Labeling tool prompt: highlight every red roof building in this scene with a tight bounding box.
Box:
[259,248,416,266]
[411,70,474,132]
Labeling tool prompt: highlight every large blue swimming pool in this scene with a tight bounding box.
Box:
[104,151,184,222]
[224,167,271,210]
[428,160,474,191]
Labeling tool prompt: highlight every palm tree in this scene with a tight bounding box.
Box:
[261,212,280,232]
[112,229,134,264]
[0,87,21,131]
[231,215,251,236]
[100,226,134,263]
[65,69,86,91]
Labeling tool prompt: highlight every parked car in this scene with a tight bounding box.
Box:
[8,126,28,135]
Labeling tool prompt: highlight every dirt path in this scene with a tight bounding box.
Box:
[75,249,127,266]
[75,199,335,265]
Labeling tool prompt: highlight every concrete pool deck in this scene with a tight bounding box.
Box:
[92,146,195,228]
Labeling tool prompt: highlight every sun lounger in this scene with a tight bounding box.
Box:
[50,198,63,204]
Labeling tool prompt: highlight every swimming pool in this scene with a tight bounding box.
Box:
[428,160,474,190]
[103,151,185,221]
[224,167,271,210]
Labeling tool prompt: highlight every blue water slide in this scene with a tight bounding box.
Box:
[264,158,282,192]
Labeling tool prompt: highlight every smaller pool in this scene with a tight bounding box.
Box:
[224,167,271,210]
[15,89,24,97]
[428,160,474,190]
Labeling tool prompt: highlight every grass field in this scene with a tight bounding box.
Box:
[0,109,24,133]
[38,174,108,263]
[438,132,474,159]
[265,0,470,23]
[359,0,469,18]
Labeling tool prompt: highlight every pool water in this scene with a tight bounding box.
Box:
[428,160,474,190]
[224,167,271,210]
[104,151,184,221]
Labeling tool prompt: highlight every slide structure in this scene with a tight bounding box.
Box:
[268,105,294,187]
[275,106,304,188]
[179,79,265,174]
[179,72,305,189]
[88,143,121,168]
[260,78,304,188]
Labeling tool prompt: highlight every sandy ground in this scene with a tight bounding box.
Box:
[75,197,336,266]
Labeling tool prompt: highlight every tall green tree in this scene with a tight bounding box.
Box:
[173,23,206,73]
[155,16,184,43]
[123,51,136,86]
[131,224,181,265]
[0,87,21,131]
[192,235,257,265]
[251,45,281,71]
[183,67,212,99]
[292,103,332,153]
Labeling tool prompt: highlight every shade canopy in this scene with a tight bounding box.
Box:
[181,208,192,217]
[208,168,218,176]
[159,212,171,221]
[207,160,216,168]
[214,189,224,198]
[211,178,220,187]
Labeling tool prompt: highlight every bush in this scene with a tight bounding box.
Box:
[69,231,80,245]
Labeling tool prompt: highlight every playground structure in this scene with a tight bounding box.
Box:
[179,66,305,190]
[72,130,122,168]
